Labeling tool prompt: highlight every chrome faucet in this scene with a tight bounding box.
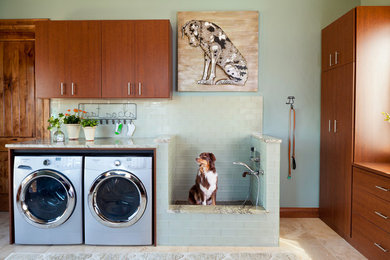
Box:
[233,161,264,175]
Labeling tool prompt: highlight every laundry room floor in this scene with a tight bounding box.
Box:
[0,213,365,260]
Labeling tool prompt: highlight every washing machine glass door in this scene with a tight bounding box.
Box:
[17,169,76,228]
[89,170,147,227]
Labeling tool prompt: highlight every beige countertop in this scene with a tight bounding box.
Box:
[5,136,173,149]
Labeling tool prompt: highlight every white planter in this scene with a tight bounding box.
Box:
[83,126,97,141]
[65,124,81,140]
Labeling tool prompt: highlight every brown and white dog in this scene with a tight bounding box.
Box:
[188,152,218,205]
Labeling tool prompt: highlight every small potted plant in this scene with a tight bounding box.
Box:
[48,113,65,142]
[64,109,85,140]
[81,118,99,141]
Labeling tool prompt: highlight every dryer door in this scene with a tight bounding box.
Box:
[88,170,147,227]
[16,169,76,228]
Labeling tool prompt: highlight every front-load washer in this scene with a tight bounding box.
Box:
[84,156,153,245]
[13,156,83,244]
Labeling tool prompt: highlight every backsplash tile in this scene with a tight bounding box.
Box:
[50,95,262,201]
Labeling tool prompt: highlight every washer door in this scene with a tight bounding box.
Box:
[16,169,76,228]
[88,170,147,228]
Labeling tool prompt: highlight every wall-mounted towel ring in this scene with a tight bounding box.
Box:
[286,96,296,179]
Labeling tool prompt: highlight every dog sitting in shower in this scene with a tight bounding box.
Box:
[188,152,218,205]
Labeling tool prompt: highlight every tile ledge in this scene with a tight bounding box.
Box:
[251,132,282,144]
[167,204,268,215]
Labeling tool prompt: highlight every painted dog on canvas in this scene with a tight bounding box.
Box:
[182,20,248,86]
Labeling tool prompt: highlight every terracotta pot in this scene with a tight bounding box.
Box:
[83,126,97,141]
[65,124,81,140]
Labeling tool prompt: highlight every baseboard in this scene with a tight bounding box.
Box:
[280,207,319,218]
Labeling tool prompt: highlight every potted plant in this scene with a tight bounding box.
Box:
[81,118,99,141]
[64,109,85,140]
[47,113,65,142]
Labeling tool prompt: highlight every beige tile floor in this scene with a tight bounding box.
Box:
[0,213,366,260]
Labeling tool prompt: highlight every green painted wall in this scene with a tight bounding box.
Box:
[0,0,360,207]
[361,0,390,5]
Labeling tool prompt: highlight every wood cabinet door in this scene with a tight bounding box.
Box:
[321,9,355,72]
[135,20,171,98]
[319,70,335,227]
[67,21,101,98]
[321,24,335,71]
[332,63,354,238]
[102,21,135,98]
[35,21,67,98]
[334,10,355,68]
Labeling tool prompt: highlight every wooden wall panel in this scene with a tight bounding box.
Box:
[0,41,35,138]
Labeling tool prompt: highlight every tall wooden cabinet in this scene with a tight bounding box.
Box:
[320,6,390,259]
[320,9,355,240]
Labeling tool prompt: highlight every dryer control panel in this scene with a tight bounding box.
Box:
[85,156,152,171]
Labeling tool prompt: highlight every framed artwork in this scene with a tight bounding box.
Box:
[178,11,259,92]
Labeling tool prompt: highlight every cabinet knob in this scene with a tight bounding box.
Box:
[71,82,75,96]
[329,54,333,67]
[128,82,131,96]
[139,82,142,96]
[335,51,339,65]
[60,82,64,96]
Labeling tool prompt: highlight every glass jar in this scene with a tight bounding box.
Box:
[53,128,65,142]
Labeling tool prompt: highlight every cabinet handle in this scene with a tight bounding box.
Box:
[374,243,388,253]
[60,82,64,96]
[329,54,333,66]
[334,120,337,133]
[375,185,390,192]
[374,211,389,219]
[128,82,131,96]
[71,82,75,96]
[139,82,142,96]
[335,51,339,65]
[328,120,331,132]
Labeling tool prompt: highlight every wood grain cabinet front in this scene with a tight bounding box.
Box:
[36,19,172,99]
[35,21,101,98]
[102,20,171,98]
[321,9,355,72]
[352,166,390,259]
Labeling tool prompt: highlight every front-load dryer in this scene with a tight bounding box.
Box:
[13,156,83,244]
[84,156,153,245]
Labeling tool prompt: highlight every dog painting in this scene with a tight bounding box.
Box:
[178,11,258,92]
[188,152,218,205]
[182,20,248,86]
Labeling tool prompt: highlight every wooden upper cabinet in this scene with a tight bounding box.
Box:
[67,21,101,98]
[36,21,101,98]
[36,19,171,99]
[36,21,67,98]
[102,21,135,98]
[135,20,171,98]
[321,9,355,71]
[102,20,172,98]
